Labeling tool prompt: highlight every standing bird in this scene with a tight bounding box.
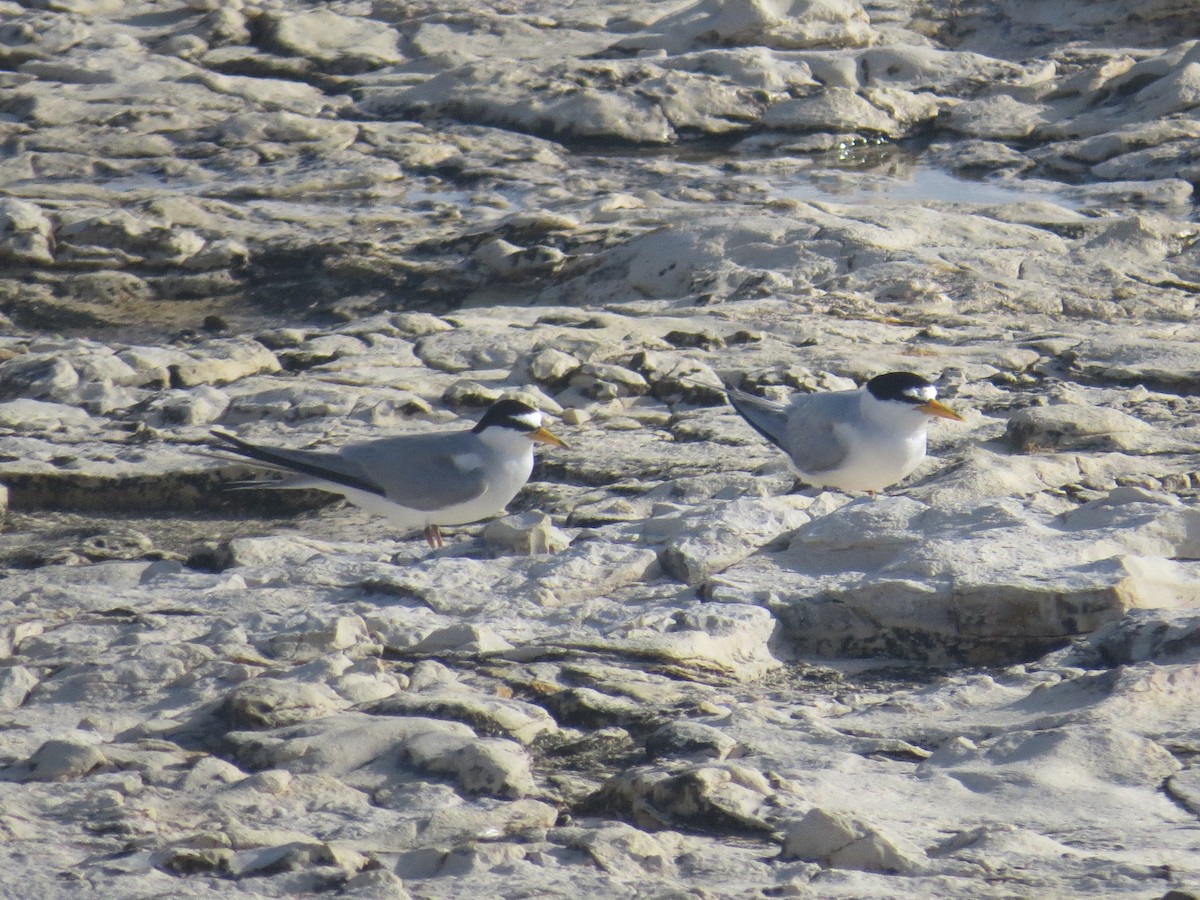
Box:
[725,371,964,494]
[210,398,567,548]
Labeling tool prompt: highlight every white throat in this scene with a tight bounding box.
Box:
[478,425,536,459]
[860,391,931,436]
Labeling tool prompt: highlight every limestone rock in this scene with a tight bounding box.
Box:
[0,198,55,264]
[1005,403,1155,452]
[261,9,402,71]
[781,808,924,874]
[170,339,281,388]
[370,689,558,745]
[0,355,80,402]
[0,665,39,709]
[646,720,739,761]
[227,712,533,798]
[19,739,108,782]
[586,762,774,833]
[0,399,91,429]
[482,511,572,555]
[649,495,827,585]
[711,490,1200,662]
[555,823,680,877]
[222,678,347,730]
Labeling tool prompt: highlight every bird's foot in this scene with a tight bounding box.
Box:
[423,524,443,549]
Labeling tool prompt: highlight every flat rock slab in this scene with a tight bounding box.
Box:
[711,488,1200,662]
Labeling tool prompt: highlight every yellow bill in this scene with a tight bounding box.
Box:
[917,399,965,422]
[531,426,569,448]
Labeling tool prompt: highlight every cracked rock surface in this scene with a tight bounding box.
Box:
[1,0,1199,896]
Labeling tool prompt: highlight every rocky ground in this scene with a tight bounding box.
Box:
[1,0,1200,896]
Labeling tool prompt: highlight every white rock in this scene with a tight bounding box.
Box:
[0,198,55,264]
[372,689,557,745]
[171,339,281,388]
[529,543,661,606]
[410,623,514,654]
[404,731,534,798]
[263,9,402,68]
[21,739,107,782]
[781,807,924,873]
[222,678,347,729]
[1004,402,1155,452]
[711,491,1200,661]
[0,665,39,709]
[650,495,828,584]
[482,511,572,555]
[555,823,680,877]
[0,399,91,429]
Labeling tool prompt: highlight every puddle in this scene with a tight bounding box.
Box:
[773,163,1081,209]
[575,138,1200,215]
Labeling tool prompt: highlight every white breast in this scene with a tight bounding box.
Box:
[811,394,931,492]
[817,423,928,492]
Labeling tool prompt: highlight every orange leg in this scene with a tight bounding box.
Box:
[423,524,443,548]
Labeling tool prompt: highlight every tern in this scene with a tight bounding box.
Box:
[211,398,567,548]
[725,371,964,494]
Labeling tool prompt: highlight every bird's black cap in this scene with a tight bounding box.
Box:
[866,371,937,405]
[473,398,541,433]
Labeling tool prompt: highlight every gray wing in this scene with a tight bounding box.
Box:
[781,391,854,474]
[726,386,791,450]
[212,430,387,495]
[212,429,490,511]
[340,431,490,511]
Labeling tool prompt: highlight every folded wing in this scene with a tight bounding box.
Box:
[211,430,491,512]
[726,386,852,476]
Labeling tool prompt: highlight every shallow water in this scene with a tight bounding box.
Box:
[774,163,1081,208]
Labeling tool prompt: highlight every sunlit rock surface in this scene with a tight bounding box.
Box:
[1,0,1199,896]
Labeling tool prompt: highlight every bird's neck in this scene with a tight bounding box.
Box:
[860,393,928,435]
[477,427,535,460]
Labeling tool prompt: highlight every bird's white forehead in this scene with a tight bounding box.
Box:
[902,385,937,403]
[512,409,543,429]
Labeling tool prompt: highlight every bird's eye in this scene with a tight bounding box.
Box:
[510,411,543,430]
[902,386,936,403]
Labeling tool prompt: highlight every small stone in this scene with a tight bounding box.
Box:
[0,666,38,709]
[571,363,650,400]
[482,511,572,555]
[0,355,79,402]
[158,847,234,876]
[410,623,514,654]
[408,734,535,798]
[340,869,413,899]
[781,808,923,874]
[647,720,739,761]
[169,339,280,388]
[442,379,502,408]
[562,407,591,426]
[222,678,345,729]
[247,770,293,795]
[23,739,107,782]
[1005,403,1154,452]
[371,689,557,745]
[527,347,582,385]
[0,399,91,429]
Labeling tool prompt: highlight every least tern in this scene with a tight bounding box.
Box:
[211,398,567,548]
[725,371,964,493]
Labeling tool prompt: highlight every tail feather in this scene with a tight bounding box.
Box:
[208,430,384,496]
[724,384,790,452]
